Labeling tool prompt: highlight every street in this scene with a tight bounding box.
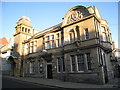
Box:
[2,76,67,89]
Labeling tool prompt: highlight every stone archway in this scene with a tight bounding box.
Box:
[7,56,17,76]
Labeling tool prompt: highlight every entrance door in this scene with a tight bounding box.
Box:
[104,65,108,83]
[47,64,52,79]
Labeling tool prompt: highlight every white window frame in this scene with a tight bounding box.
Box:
[57,57,61,73]
[85,53,92,72]
[76,54,84,72]
[70,55,76,72]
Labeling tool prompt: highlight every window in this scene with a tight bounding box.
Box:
[56,33,60,38]
[56,33,60,47]
[61,38,64,46]
[86,53,91,71]
[51,40,55,48]
[30,43,32,53]
[45,36,50,49]
[69,29,75,43]
[28,29,30,33]
[32,42,34,53]
[71,55,76,72]
[102,33,107,41]
[27,44,30,54]
[76,26,80,40]
[101,26,107,41]
[46,41,50,49]
[28,41,37,53]
[25,28,27,32]
[43,37,45,50]
[56,39,60,47]
[46,36,50,41]
[30,62,35,73]
[77,54,84,71]
[69,33,72,43]
[22,27,24,31]
[33,41,37,52]
[57,57,61,72]
[51,35,54,40]
[61,57,65,72]
[85,28,89,40]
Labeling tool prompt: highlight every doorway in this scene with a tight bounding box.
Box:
[47,64,52,79]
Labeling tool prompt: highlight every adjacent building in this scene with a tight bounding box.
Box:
[0,37,13,75]
[112,42,120,77]
[10,5,115,84]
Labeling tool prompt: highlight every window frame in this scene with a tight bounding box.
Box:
[76,54,85,72]
[70,55,76,72]
[84,28,89,40]
[86,53,92,71]
[57,57,61,73]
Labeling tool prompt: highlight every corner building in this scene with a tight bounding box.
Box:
[13,6,114,84]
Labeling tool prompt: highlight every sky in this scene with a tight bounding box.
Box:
[1,2,118,45]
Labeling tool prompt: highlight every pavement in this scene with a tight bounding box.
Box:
[2,75,119,89]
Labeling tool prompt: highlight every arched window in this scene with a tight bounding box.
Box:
[28,29,30,33]
[101,26,107,41]
[25,28,27,32]
[76,26,80,40]
[22,27,24,31]
[69,29,75,43]
[84,28,89,40]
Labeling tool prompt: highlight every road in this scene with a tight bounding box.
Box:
[2,76,68,89]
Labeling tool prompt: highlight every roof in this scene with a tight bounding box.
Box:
[26,23,62,41]
[0,37,8,45]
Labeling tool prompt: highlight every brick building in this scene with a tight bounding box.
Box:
[10,5,114,84]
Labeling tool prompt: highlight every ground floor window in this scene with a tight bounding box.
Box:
[70,53,92,72]
[30,62,35,73]
[71,55,76,72]
[86,53,92,71]
[77,54,85,71]
[62,57,65,72]
[57,57,65,73]
[57,57,61,72]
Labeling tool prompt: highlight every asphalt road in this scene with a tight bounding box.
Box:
[2,76,68,89]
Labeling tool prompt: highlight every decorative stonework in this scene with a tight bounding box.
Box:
[67,11,83,24]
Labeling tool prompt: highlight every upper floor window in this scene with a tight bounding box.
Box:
[51,40,55,48]
[27,41,37,54]
[101,26,107,41]
[46,36,50,41]
[84,28,89,40]
[56,39,60,47]
[28,29,30,33]
[56,33,60,47]
[69,29,75,43]
[46,41,50,49]
[51,35,54,40]
[56,33,60,38]
[69,33,72,43]
[76,26,80,40]
[61,38,64,46]
[22,27,24,31]
[25,28,27,32]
